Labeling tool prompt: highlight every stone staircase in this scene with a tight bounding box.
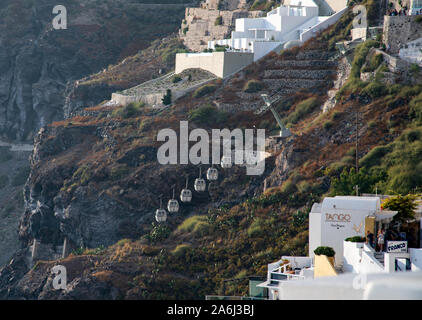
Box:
[374,252,385,266]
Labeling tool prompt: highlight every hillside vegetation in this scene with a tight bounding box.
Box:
[1,0,422,300]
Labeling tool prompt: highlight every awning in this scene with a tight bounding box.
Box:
[375,210,398,222]
[256,281,280,289]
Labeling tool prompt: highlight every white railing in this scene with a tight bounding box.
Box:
[271,271,305,281]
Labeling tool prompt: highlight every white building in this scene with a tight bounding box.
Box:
[176,0,348,78]
[309,196,398,267]
[209,0,335,61]
[258,196,422,300]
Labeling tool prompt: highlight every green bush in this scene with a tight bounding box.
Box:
[360,145,391,168]
[243,80,264,93]
[146,222,171,244]
[116,239,131,247]
[247,218,266,237]
[172,244,191,257]
[409,92,422,123]
[162,89,172,105]
[382,194,417,222]
[286,97,319,124]
[193,84,217,98]
[350,40,379,79]
[73,165,91,185]
[188,104,227,126]
[314,246,335,257]
[172,75,182,83]
[362,53,383,73]
[215,45,227,52]
[112,102,145,118]
[345,236,366,243]
[362,81,387,99]
[215,16,223,26]
[176,215,211,236]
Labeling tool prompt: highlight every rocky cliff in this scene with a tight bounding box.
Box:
[0,0,193,142]
[1,1,422,300]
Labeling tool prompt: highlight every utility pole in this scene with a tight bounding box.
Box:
[356,109,359,174]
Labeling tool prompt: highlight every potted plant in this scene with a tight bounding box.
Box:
[314,246,336,266]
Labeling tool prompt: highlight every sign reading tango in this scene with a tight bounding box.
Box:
[387,241,408,253]
[325,213,352,223]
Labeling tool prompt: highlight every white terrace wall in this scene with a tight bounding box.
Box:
[301,7,348,42]
[312,0,349,15]
[175,51,254,78]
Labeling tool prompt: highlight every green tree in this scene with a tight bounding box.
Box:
[162,89,172,105]
[330,167,385,196]
[382,194,417,223]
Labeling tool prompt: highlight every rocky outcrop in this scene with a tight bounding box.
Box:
[180,1,263,52]
[0,0,190,142]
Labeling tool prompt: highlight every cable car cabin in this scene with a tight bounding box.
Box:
[155,209,167,223]
[221,156,232,169]
[180,189,192,203]
[194,178,206,192]
[167,199,180,213]
[207,167,218,181]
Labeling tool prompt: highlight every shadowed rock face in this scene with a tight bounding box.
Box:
[0,0,190,142]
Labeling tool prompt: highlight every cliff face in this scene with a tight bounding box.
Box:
[63,36,186,118]
[1,2,421,300]
[0,0,191,142]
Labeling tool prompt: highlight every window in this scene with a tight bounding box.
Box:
[413,0,422,8]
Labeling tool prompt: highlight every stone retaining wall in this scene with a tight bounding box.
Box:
[384,15,422,54]
[112,77,216,107]
[272,59,338,69]
[264,69,336,80]
[263,78,330,90]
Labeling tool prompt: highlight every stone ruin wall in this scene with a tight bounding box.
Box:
[384,15,422,53]
[180,0,264,52]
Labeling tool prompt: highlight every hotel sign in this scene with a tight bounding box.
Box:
[325,213,352,230]
[387,241,408,253]
[325,214,352,223]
